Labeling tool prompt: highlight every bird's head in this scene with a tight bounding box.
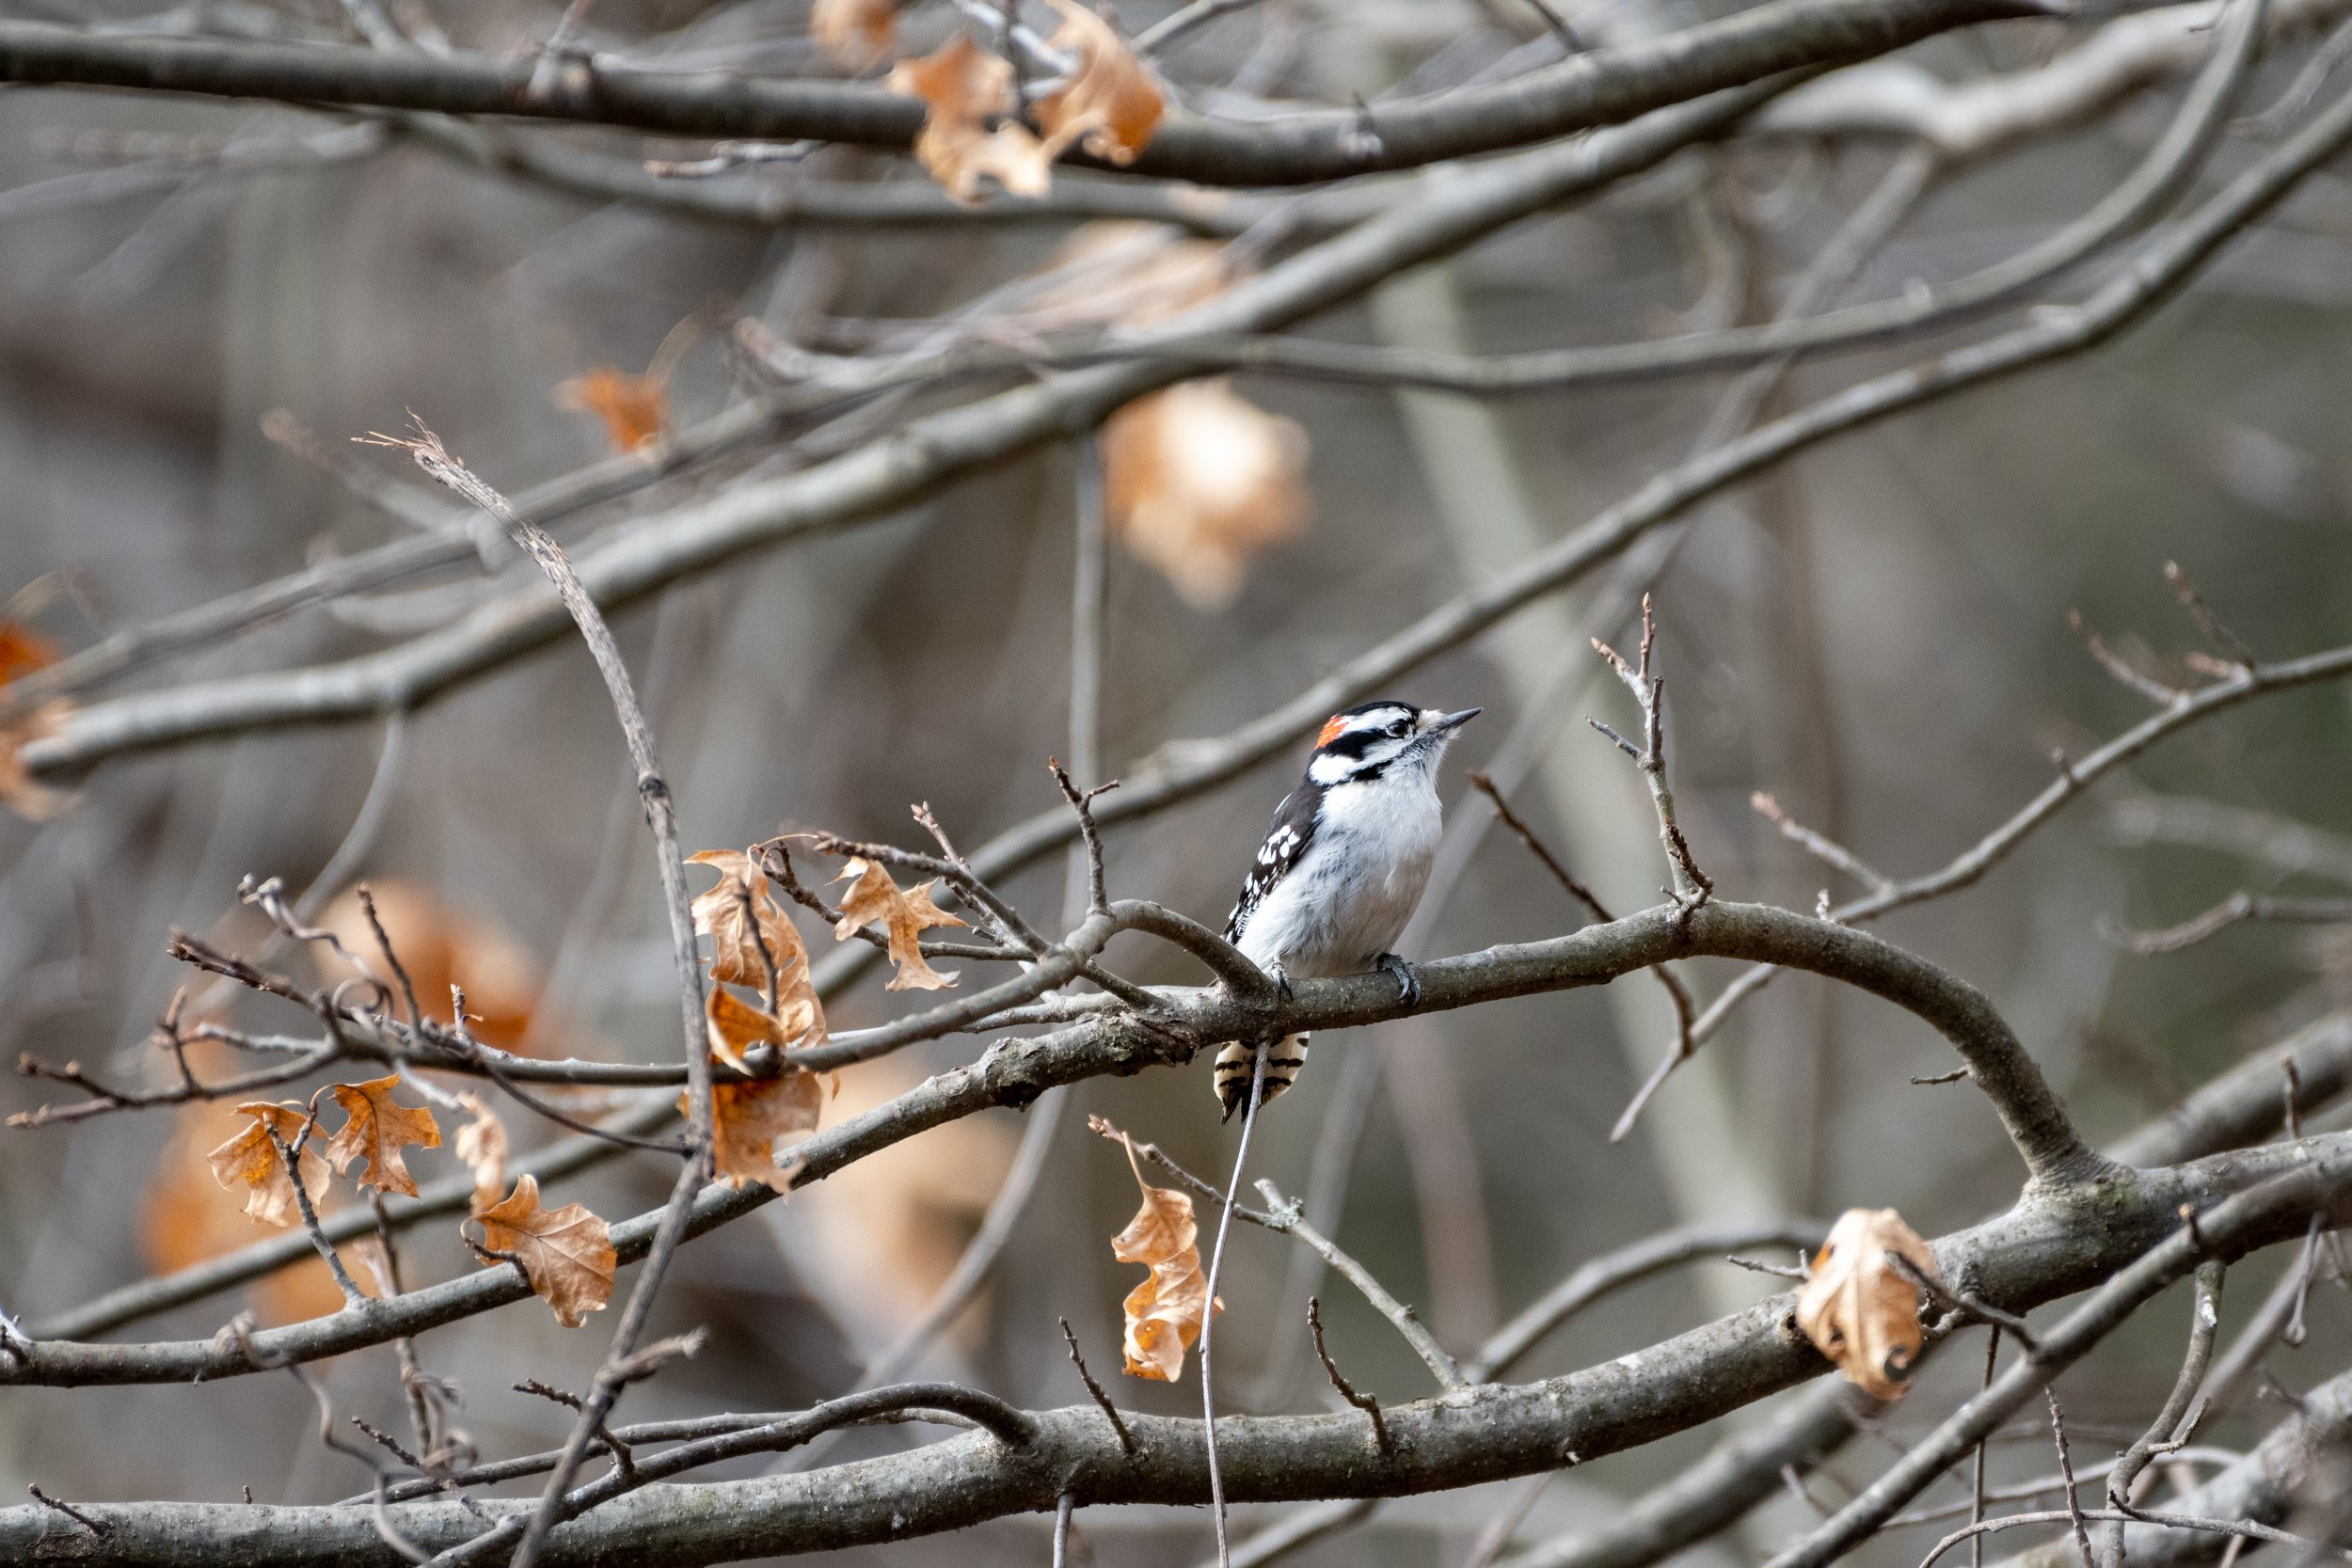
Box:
[1305,701,1480,786]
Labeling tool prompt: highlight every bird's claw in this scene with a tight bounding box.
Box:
[1270,965,1294,1005]
[1376,952,1420,1006]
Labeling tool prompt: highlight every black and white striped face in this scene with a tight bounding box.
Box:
[1305,701,1480,786]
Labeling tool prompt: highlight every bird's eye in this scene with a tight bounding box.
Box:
[1388,719,1412,736]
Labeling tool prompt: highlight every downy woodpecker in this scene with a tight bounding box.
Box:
[1216,700,1481,1117]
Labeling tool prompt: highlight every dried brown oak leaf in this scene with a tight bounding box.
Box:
[689,849,825,1045]
[453,1091,510,1215]
[831,856,966,991]
[1034,0,1164,165]
[1794,1207,1940,1400]
[206,1101,330,1229]
[1110,1137,1220,1381]
[557,367,667,454]
[813,0,898,66]
[699,1066,821,1194]
[477,1174,615,1327]
[886,34,1054,204]
[323,1074,442,1198]
[1105,378,1311,610]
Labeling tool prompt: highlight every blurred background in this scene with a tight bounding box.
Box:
[2,1,2351,1563]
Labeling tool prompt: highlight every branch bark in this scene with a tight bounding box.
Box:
[0,0,2046,186]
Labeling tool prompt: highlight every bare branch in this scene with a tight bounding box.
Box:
[0,2,2040,185]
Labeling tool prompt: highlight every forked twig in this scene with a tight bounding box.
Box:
[1589,594,1712,918]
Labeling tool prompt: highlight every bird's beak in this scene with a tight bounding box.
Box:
[1429,707,1482,734]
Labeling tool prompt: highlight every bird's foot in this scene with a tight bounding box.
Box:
[1269,962,1294,1005]
[1375,952,1420,1006]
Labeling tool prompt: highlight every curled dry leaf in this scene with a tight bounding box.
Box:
[688,849,825,1045]
[1109,1141,1220,1381]
[831,856,966,990]
[1794,1207,1940,1400]
[557,367,668,454]
[701,1068,822,1194]
[1104,379,1311,610]
[323,1074,442,1198]
[812,0,898,66]
[1034,0,1164,166]
[476,1174,616,1327]
[145,1061,353,1323]
[205,1102,330,1229]
[886,34,1052,204]
[705,984,779,1071]
[453,1091,510,1215]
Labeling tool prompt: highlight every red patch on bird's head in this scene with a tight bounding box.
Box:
[1315,714,1349,748]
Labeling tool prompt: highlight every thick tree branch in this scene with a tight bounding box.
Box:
[4,1135,2344,1565]
[0,1,2047,187]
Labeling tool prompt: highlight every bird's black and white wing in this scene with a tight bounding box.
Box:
[1225,781,1323,945]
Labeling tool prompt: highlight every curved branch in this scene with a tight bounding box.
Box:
[2,895,2104,1386]
[3,1136,2343,1564]
[0,0,2044,187]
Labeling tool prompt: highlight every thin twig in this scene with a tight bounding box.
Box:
[2068,609,2189,706]
[357,884,425,1027]
[2050,1386,2094,1568]
[1256,1178,1464,1389]
[2121,892,2352,955]
[2103,1259,2223,1567]
[25,1483,109,1537]
[1049,759,1118,919]
[1972,1326,1998,1568]
[1058,1318,1134,1456]
[354,417,712,1568]
[1202,1040,1268,1568]
[1751,791,1896,895]
[1887,1251,2041,1353]
[2164,560,2257,669]
[1590,595,1712,916]
[266,1123,370,1312]
[1462,769,1701,1142]
[1306,1296,1391,1453]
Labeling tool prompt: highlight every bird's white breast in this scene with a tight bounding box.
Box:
[1235,774,1443,978]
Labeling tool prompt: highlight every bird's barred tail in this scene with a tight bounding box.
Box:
[1215,1034,1309,1120]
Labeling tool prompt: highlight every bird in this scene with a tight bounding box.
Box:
[1215,699,1481,1118]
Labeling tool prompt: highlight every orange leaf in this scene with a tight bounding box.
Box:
[1794,1208,1939,1401]
[323,1075,442,1198]
[206,1102,330,1229]
[700,1068,821,1194]
[885,35,1052,204]
[477,1175,615,1327]
[688,850,826,1035]
[0,617,58,687]
[0,698,74,821]
[812,0,898,66]
[145,1093,354,1323]
[830,856,966,990]
[1034,1,1164,166]
[1104,379,1311,610]
[557,367,668,454]
[1109,1145,1219,1381]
